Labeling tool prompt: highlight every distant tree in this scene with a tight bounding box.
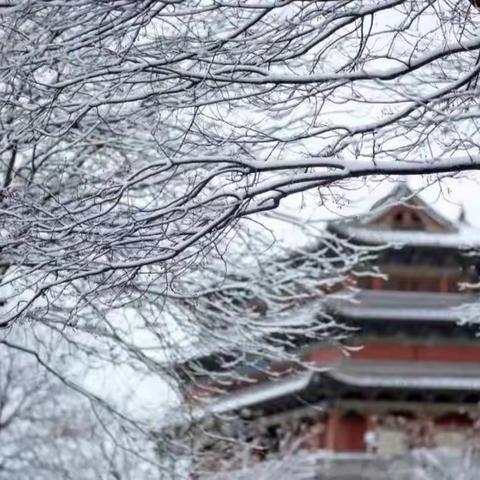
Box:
[0,327,163,480]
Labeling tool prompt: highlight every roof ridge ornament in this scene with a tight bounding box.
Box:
[368,182,416,214]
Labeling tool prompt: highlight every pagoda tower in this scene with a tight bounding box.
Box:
[176,185,480,478]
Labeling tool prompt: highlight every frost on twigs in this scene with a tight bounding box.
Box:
[1,0,480,477]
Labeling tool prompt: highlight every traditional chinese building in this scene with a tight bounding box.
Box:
[177,184,480,478]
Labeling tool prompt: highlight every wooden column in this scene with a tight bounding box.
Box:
[326,411,368,451]
[372,277,383,290]
[439,276,448,293]
[324,410,340,450]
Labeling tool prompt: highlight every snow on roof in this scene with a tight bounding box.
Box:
[324,180,480,247]
[336,359,480,377]
[328,370,480,390]
[189,358,480,418]
[327,359,480,390]
[329,222,480,249]
[268,176,480,252]
[335,305,462,322]
[162,372,314,428]
[173,358,480,422]
[203,371,314,414]
[365,183,457,229]
[328,290,475,322]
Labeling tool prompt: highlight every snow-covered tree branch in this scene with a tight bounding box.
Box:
[2,1,480,476]
[2,0,480,326]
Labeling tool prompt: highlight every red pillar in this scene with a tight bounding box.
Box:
[324,410,340,450]
[325,411,367,451]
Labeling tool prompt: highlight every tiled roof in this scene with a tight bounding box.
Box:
[204,371,314,414]
[328,290,476,322]
[327,360,480,390]
[329,221,480,248]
